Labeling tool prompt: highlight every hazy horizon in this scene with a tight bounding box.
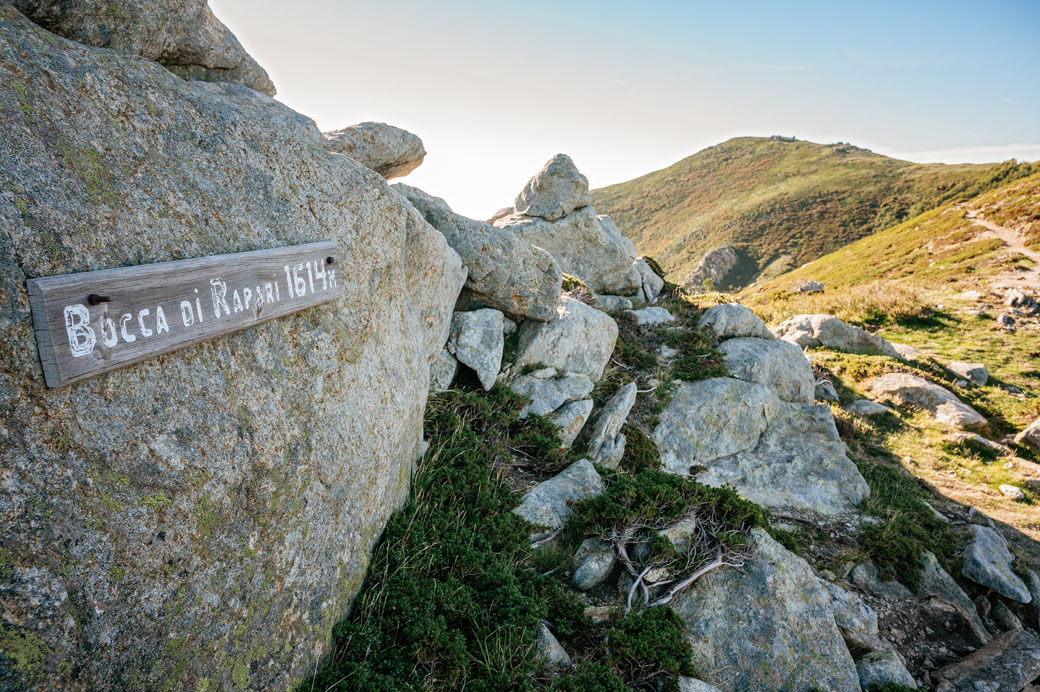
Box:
[211,0,1040,218]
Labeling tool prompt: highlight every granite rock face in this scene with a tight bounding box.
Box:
[323,121,426,180]
[856,650,916,690]
[672,529,861,692]
[868,373,987,430]
[395,184,562,321]
[653,378,869,515]
[0,7,465,689]
[12,0,275,94]
[513,296,619,381]
[962,525,1032,603]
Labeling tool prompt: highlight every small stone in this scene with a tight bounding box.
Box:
[509,370,594,418]
[625,306,675,328]
[949,362,989,387]
[596,433,626,470]
[998,312,1017,330]
[1000,484,1026,501]
[536,622,571,668]
[512,460,604,534]
[868,372,987,430]
[855,650,917,690]
[845,399,893,417]
[586,382,637,460]
[796,280,825,294]
[891,342,922,361]
[323,121,426,179]
[849,562,912,598]
[548,399,594,448]
[513,153,591,221]
[429,348,458,393]
[573,540,617,591]
[448,309,505,390]
[594,294,633,311]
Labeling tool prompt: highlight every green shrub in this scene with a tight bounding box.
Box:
[666,328,727,382]
[618,423,661,474]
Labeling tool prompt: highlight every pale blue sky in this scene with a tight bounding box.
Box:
[212,0,1040,217]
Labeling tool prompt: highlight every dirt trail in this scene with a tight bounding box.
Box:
[964,208,1040,289]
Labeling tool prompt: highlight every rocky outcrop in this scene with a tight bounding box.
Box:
[494,155,641,295]
[868,373,987,430]
[719,337,815,404]
[685,245,739,290]
[12,0,275,94]
[653,378,869,515]
[775,314,902,359]
[513,296,618,381]
[697,303,774,340]
[962,525,1032,603]
[513,153,591,221]
[323,122,426,180]
[395,184,562,321]
[672,529,861,692]
[0,5,465,690]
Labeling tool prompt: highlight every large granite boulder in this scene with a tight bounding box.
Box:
[0,6,465,690]
[672,529,861,692]
[495,207,641,295]
[868,373,987,430]
[513,296,618,381]
[512,153,591,221]
[719,337,815,404]
[775,314,901,359]
[652,378,868,515]
[11,0,275,94]
[323,121,426,180]
[395,184,562,321]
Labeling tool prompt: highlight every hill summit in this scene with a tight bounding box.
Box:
[591,136,1037,289]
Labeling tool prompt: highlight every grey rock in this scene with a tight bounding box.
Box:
[509,369,594,418]
[697,303,774,341]
[12,0,275,94]
[1015,417,1040,451]
[796,280,825,294]
[719,337,815,404]
[1028,570,1040,628]
[850,562,913,598]
[323,122,426,180]
[586,383,637,460]
[513,153,591,221]
[856,650,917,690]
[998,312,1016,330]
[653,378,869,515]
[1005,288,1040,314]
[625,306,676,328]
[933,629,1040,692]
[495,207,640,295]
[595,294,633,311]
[448,309,504,390]
[891,342,923,361]
[869,373,987,430]
[678,678,724,692]
[846,399,894,417]
[774,314,901,359]
[816,380,841,403]
[962,525,1031,603]
[0,8,464,689]
[685,245,739,290]
[634,258,666,303]
[993,599,1023,632]
[536,622,571,668]
[573,540,617,591]
[1000,484,1026,501]
[396,184,562,322]
[429,348,458,393]
[821,580,884,650]
[514,296,618,382]
[513,459,604,532]
[596,433,627,470]
[950,431,1008,456]
[917,552,992,645]
[949,362,989,387]
[673,529,861,692]
[548,399,593,448]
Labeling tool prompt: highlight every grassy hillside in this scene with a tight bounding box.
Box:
[591,136,1038,288]
[740,173,1040,561]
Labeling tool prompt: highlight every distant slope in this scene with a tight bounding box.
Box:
[591,136,1037,288]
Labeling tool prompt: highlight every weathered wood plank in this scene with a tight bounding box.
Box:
[27,241,343,388]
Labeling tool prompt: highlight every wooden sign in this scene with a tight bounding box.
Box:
[27,242,343,388]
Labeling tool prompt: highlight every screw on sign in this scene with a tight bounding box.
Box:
[28,242,343,388]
